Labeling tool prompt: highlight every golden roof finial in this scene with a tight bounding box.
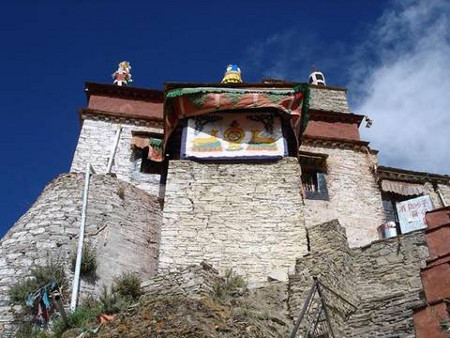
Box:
[221,64,243,84]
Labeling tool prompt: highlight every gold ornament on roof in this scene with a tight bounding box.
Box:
[221,64,243,84]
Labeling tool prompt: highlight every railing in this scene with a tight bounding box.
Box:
[290,277,357,338]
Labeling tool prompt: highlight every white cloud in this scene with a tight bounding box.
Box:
[352,0,450,174]
[242,0,450,174]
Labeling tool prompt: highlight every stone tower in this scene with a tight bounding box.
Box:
[158,81,310,283]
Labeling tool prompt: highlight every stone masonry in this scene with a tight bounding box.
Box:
[288,219,429,337]
[159,157,307,285]
[309,87,350,113]
[300,143,386,247]
[437,183,450,206]
[140,262,222,301]
[71,117,163,197]
[0,173,161,335]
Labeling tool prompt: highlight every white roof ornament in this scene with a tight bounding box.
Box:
[309,70,326,87]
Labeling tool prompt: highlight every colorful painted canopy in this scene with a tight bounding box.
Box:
[131,135,163,162]
[163,84,310,160]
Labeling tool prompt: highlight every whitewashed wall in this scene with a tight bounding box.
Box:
[71,117,163,197]
[300,144,385,247]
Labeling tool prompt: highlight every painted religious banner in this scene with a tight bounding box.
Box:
[181,112,287,160]
[396,195,434,234]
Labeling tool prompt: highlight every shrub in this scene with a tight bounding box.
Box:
[98,285,127,315]
[81,293,100,309]
[52,305,101,338]
[70,243,97,279]
[9,278,40,305]
[15,322,51,338]
[97,272,142,315]
[113,272,142,301]
[9,260,67,305]
[31,261,67,289]
[213,269,247,303]
[440,319,450,333]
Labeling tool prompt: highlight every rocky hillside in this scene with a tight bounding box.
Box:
[53,263,293,338]
[95,285,291,338]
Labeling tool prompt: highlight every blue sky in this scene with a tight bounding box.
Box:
[1,0,449,237]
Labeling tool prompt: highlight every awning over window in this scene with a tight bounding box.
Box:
[299,151,328,169]
[131,134,163,162]
[381,179,424,196]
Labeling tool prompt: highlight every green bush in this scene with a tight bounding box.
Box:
[97,272,142,315]
[9,278,40,305]
[440,319,450,333]
[213,269,247,302]
[113,272,142,301]
[70,243,97,279]
[15,322,51,338]
[31,261,67,288]
[9,260,67,305]
[52,305,102,338]
[98,285,128,315]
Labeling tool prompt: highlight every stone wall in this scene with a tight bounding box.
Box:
[288,219,429,337]
[300,144,385,247]
[288,220,358,337]
[0,173,161,335]
[159,157,307,285]
[70,117,163,197]
[309,87,350,113]
[140,263,222,301]
[437,183,450,206]
[423,182,445,209]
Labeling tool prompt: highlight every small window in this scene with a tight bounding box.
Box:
[299,151,329,201]
[141,149,164,174]
[302,171,318,193]
[315,74,324,80]
[130,131,164,175]
[302,170,329,201]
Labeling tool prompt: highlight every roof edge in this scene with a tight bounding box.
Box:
[377,165,450,182]
[79,108,164,124]
[85,82,164,102]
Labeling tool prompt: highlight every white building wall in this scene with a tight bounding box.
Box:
[301,144,385,247]
[70,117,163,197]
[159,158,307,285]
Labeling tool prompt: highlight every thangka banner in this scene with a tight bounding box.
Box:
[181,112,287,160]
[164,85,310,153]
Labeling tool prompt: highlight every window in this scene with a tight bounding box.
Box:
[299,151,329,201]
[302,170,329,200]
[130,131,164,175]
[140,150,165,174]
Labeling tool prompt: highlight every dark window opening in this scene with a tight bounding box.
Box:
[315,74,324,80]
[299,151,329,201]
[302,170,329,201]
[130,131,164,174]
[302,171,318,193]
[140,148,164,175]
